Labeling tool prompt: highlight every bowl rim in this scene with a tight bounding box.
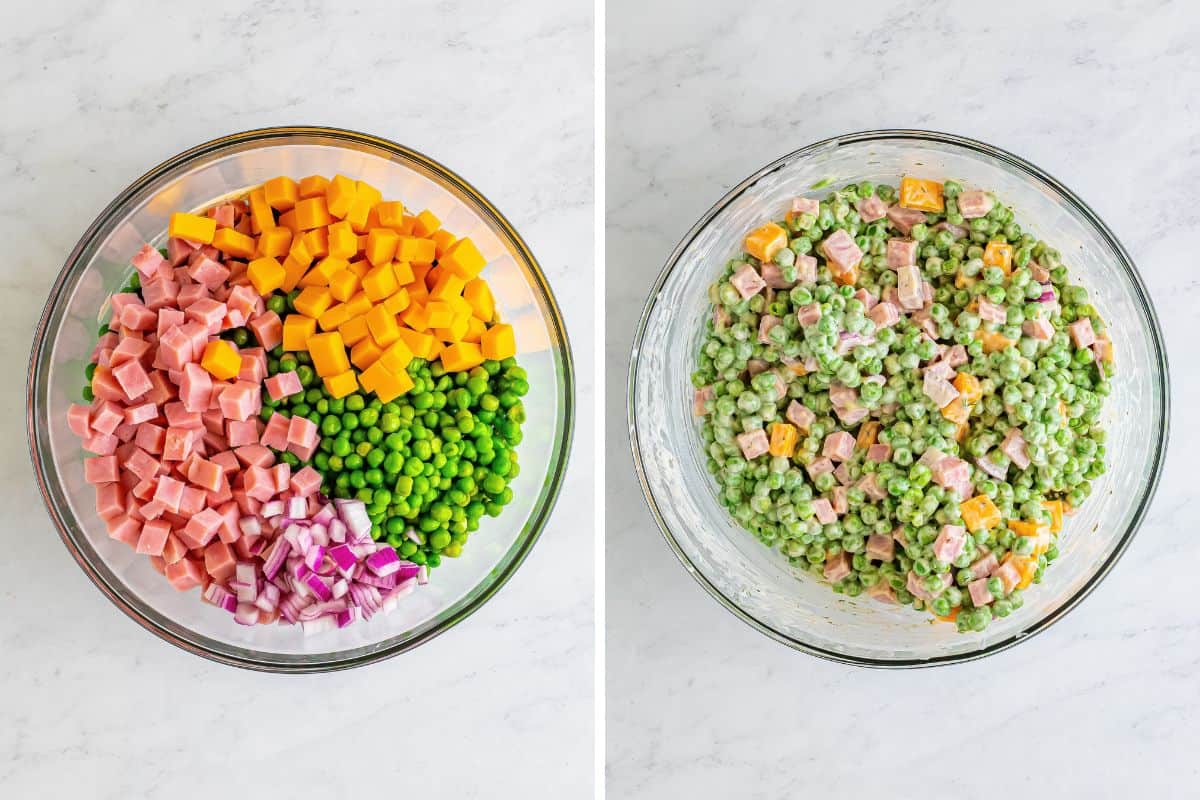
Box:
[26,125,575,672]
[627,128,1170,668]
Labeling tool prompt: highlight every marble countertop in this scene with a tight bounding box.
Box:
[607,1,1195,796]
[0,1,592,797]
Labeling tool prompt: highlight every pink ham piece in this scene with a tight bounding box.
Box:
[111,359,153,402]
[828,382,857,409]
[968,578,994,606]
[746,359,768,377]
[187,255,230,289]
[931,524,966,563]
[834,403,869,426]
[922,371,960,408]
[790,197,820,217]
[942,344,968,368]
[856,194,888,223]
[179,363,213,413]
[218,381,261,422]
[924,359,954,382]
[896,265,924,310]
[957,190,994,219]
[822,431,855,462]
[1000,428,1031,470]
[975,456,1007,480]
[865,533,894,562]
[857,472,888,502]
[136,519,172,556]
[830,486,849,515]
[907,571,951,602]
[977,298,1007,324]
[931,455,970,489]
[823,551,852,583]
[757,314,781,344]
[796,302,822,327]
[84,456,120,485]
[886,238,918,268]
[819,229,863,276]
[853,288,878,311]
[1022,318,1054,341]
[812,498,837,525]
[867,301,899,328]
[249,312,284,350]
[932,221,968,240]
[693,385,714,416]
[785,400,815,431]
[736,429,769,460]
[290,466,323,497]
[970,551,999,579]
[833,462,852,486]
[886,206,926,235]
[866,580,897,604]
[995,561,1022,593]
[794,254,817,285]
[1068,317,1096,348]
[730,263,766,299]
[866,443,892,463]
[260,414,291,451]
[806,457,834,479]
[167,237,198,266]
[131,243,167,279]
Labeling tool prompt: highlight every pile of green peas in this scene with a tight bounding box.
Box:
[692,179,1113,633]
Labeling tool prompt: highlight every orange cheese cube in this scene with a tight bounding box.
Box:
[480,323,516,360]
[1009,519,1052,557]
[294,197,332,230]
[327,220,357,259]
[976,329,1014,354]
[359,360,414,402]
[959,495,1001,532]
[433,312,470,343]
[328,270,360,302]
[953,372,982,405]
[200,340,241,380]
[401,304,428,334]
[346,181,382,232]
[396,214,416,235]
[768,422,799,458]
[298,175,329,199]
[293,286,333,318]
[983,241,1013,275]
[430,229,457,258]
[337,315,370,347]
[395,236,437,265]
[856,421,881,450]
[325,174,357,219]
[169,212,216,245]
[396,327,437,360]
[299,256,348,288]
[302,227,329,259]
[898,177,945,212]
[365,228,400,267]
[378,339,414,373]
[744,222,787,263]
[322,370,358,399]
[411,209,441,237]
[462,315,486,343]
[346,259,370,279]
[248,188,276,234]
[382,288,410,315]
[343,291,373,318]
[440,342,485,372]
[940,396,969,424]
[425,301,454,328]
[463,279,495,321]
[277,209,299,234]
[280,255,308,292]
[282,315,316,351]
[376,200,405,228]
[1003,552,1039,590]
[362,262,400,301]
[263,177,299,211]
[317,303,352,332]
[256,226,293,259]
[439,237,486,279]
[212,227,256,259]
[430,271,466,300]
[246,256,286,295]
[350,337,383,370]
[392,261,415,286]
[1042,500,1065,533]
[366,304,400,347]
[288,236,314,267]
[307,331,350,377]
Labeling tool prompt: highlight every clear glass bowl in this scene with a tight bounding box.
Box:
[629,130,1168,667]
[27,127,575,672]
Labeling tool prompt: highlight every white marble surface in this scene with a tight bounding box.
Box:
[0,1,592,797]
[607,2,1196,797]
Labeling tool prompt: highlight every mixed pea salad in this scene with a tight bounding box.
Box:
[692,177,1114,633]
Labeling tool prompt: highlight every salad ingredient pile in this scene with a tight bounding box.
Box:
[692,177,1112,633]
[68,174,527,633]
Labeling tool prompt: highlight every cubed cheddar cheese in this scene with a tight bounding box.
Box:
[425,301,454,329]
[298,175,330,199]
[338,314,370,346]
[856,420,881,450]
[317,303,352,332]
[395,236,437,265]
[282,315,317,351]
[359,360,414,402]
[346,259,370,279]
[1043,500,1065,533]
[952,372,982,405]
[169,212,216,245]
[433,312,470,343]
[323,370,358,399]
[412,209,441,237]
[343,291,373,318]
[959,494,1001,532]
[307,331,350,377]
[430,229,457,258]
[430,271,466,300]
[378,339,414,373]
[327,220,357,259]
[768,422,798,458]
[382,288,410,315]
[293,286,333,318]
[396,214,416,235]
[365,228,400,267]
[396,327,436,360]
[362,262,400,301]
[976,329,1014,354]
[277,208,299,233]
[346,181,382,232]
[480,323,516,360]
[462,315,487,343]
[328,269,359,302]
[326,174,357,219]
[376,200,405,228]
[248,189,276,233]
[401,303,430,332]
[246,256,286,295]
[213,227,256,259]
[263,176,299,211]
[350,337,383,369]
[983,241,1013,275]
[439,237,486,279]
[302,227,329,259]
[200,340,241,380]
[366,303,400,347]
[257,226,293,259]
[940,396,969,424]
[744,222,787,263]
[898,177,945,212]
[299,256,347,288]
[294,196,332,230]
[392,260,415,285]
[440,342,484,373]
[463,279,495,321]
[1008,519,1052,557]
[281,255,309,292]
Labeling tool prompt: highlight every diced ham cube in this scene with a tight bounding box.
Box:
[943,345,968,368]
[933,221,968,240]
[791,197,820,217]
[760,263,794,290]
[122,402,158,426]
[931,524,966,563]
[866,580,897,604]
[813,498,837,525]
[84,455,119,484]
[1068,317,1096,348]
[178,363,213,413]
[730,263,766,299]
[120,303,158,331]
[111,359,153,402]
[865,533,894,562]
[218,381,262,422]
[922,372,959,409]
[134,423,167,455]
[106,514,142,547]
[995,561,1021,593]
[828,382,857,408]
[856,194,888,223]
[186,456,225,492]
[271,463,291,493]
[956,190,994,219]
[135,519,172,556]
[167,236,199,266]
[1000,428,1031,470]
[89,401,124,435]
[110,337,153,367]
[126,447,162,483]
[796,302,822,327]
[757,314,781,345]
[822,431,855,462]
[248,311,284,351]
[830,486,848,515]
[968,578,994,606]
[83,431,119,456]
[975,456,1006,480]
[162,427,197,462]
[866,443,892,463]
[823,551,852,582]
[857,472,888,501]
[977,298,1007,324]
[186,298,227,335]
[834,403,869,425]
[142,277,180,311]
[896,265,924,310]
[234,444,274,468]
[157,327,194,371]
[95,482,126,520]
[736,429,770,460]
[243,465,277,502]
[886,238,918,268]
[693,385,714,417]
[187,254,230,289]
[930,455,970,489]
[224,419,260,448]
[238,353,265,384]
[924,360,954,382]
[68,403,93,438]
[906,570,951,602]
[131,243,166,278]
[819,229,863,275]
[153,475,185,512]
[867,301,899,329]
[853,288,878,311]
[290,466,324,497]
[806,457,834,479]
[203,540,237,582]
[1022,318,1054,341]
[165,558,206,591]
[794,254,817,285]
[970,551,999,579]
[260,414,291,451]
[286,414,318,449]
[886,206,926,235]
[786,401,815,431]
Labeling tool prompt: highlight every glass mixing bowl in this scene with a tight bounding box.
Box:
[630,130,1168,667]
[27,127,574,672]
